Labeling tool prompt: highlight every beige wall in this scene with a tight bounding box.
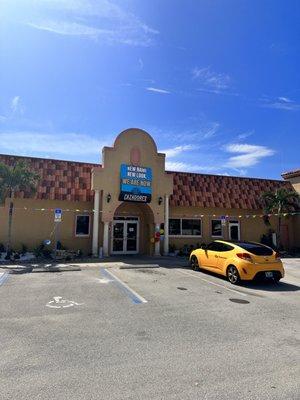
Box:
[168,206,296,250]
[0,198,93,254]
[92,128,173,224]
[287,176,300,194]
[0,198,298,254]
[1,129,298,255]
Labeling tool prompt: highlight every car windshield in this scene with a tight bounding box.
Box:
[236,242,273,256]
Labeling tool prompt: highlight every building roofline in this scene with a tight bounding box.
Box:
[282,169,300,179]
[0,153,101,167]
[0,152,286,183]
[166,170,285,183]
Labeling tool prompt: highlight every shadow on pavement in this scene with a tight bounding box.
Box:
[2,263,81,274]
[180,266,300,293]
[100,255,190,269]
[241,280,300,292]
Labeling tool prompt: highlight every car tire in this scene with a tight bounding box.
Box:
[227,265,240,285]
[190,255,200,271]
[273,277,281,284]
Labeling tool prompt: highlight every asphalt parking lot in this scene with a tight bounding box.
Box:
[0,259,299,400]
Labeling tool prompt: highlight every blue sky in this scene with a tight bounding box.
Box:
[0,0,299,179]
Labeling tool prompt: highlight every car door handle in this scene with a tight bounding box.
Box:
[215,255,219,258]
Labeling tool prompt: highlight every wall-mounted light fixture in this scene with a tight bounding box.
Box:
[158,196,163,205]
[106,193,111,203]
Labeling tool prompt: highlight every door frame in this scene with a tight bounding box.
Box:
[228,220,240,240]
[111,217,140,255]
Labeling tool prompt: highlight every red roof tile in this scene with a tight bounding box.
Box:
[0,154,294,209]
[168,171,294,210]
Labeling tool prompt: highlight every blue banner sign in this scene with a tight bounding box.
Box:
[119,164,152,203]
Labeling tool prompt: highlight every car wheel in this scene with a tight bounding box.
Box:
[227,265,240,284]
[190,255,200,271]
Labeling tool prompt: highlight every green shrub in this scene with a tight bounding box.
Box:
[76,249,83,258]
[33,243,52,258]
[4,249,13,260]
[169,244,176,253]
[56,241,67,250]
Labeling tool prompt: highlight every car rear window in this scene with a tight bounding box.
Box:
[236,242,273,256]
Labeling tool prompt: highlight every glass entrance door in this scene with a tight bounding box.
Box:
[112,219,139,254]
[229,221,240,240]
[126,222,138,252]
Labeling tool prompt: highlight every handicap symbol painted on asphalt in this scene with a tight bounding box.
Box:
[46,296,84,309]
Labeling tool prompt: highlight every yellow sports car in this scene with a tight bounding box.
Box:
[189,240,284,284]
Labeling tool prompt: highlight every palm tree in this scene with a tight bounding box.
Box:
[0,160,40,253]
[262,188,299,249]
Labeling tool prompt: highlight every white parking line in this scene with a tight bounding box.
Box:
[102,269,148,304]
[175,269,248,297]
[0,272,9,286]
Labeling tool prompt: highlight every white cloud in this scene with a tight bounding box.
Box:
[0,131,109,159]
[237,130,254,140]
[11,96,20,112]
[165,161,225,174]
[192,66,231,90]
[27,21,106,39]
[278,97,292,103]
[10,95,24,114]
[146,87,171,94]
[149,121,220,144]
[202,122,219,139]
[260,96,300,111]
[138,58,144,70]
[225,143,275,168]
[5,0,159,46]
[161,145,194,158]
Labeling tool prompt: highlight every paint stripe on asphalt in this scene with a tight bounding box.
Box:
[0,272,9,286]
[175,269,248,297]
[100,268,147,304]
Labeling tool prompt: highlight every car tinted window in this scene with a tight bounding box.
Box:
[206,242,219,251]
[237,242,273,256]
[217,243,234,252]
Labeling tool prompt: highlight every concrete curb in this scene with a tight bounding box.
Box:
[119,264,160,269]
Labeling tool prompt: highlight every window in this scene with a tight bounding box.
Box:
[75,215,90,236]
[236,242,273,256]
[169,219,181,235]
[169,218,202,236]
[211,219,222,237]
[216,242,234,252]
[207,242,234,252]
[207,242,220,251]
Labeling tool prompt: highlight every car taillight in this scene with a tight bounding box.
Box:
[236,253,252,262]
[275,252,280,259]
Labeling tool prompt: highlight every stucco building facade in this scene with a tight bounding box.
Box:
[0,129,299,256]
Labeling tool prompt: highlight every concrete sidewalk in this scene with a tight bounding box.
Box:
[0,255,190,274]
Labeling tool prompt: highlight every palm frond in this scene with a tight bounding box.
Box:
[0,160,40,200]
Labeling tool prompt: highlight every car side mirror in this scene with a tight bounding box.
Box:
[201,243,207,250]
